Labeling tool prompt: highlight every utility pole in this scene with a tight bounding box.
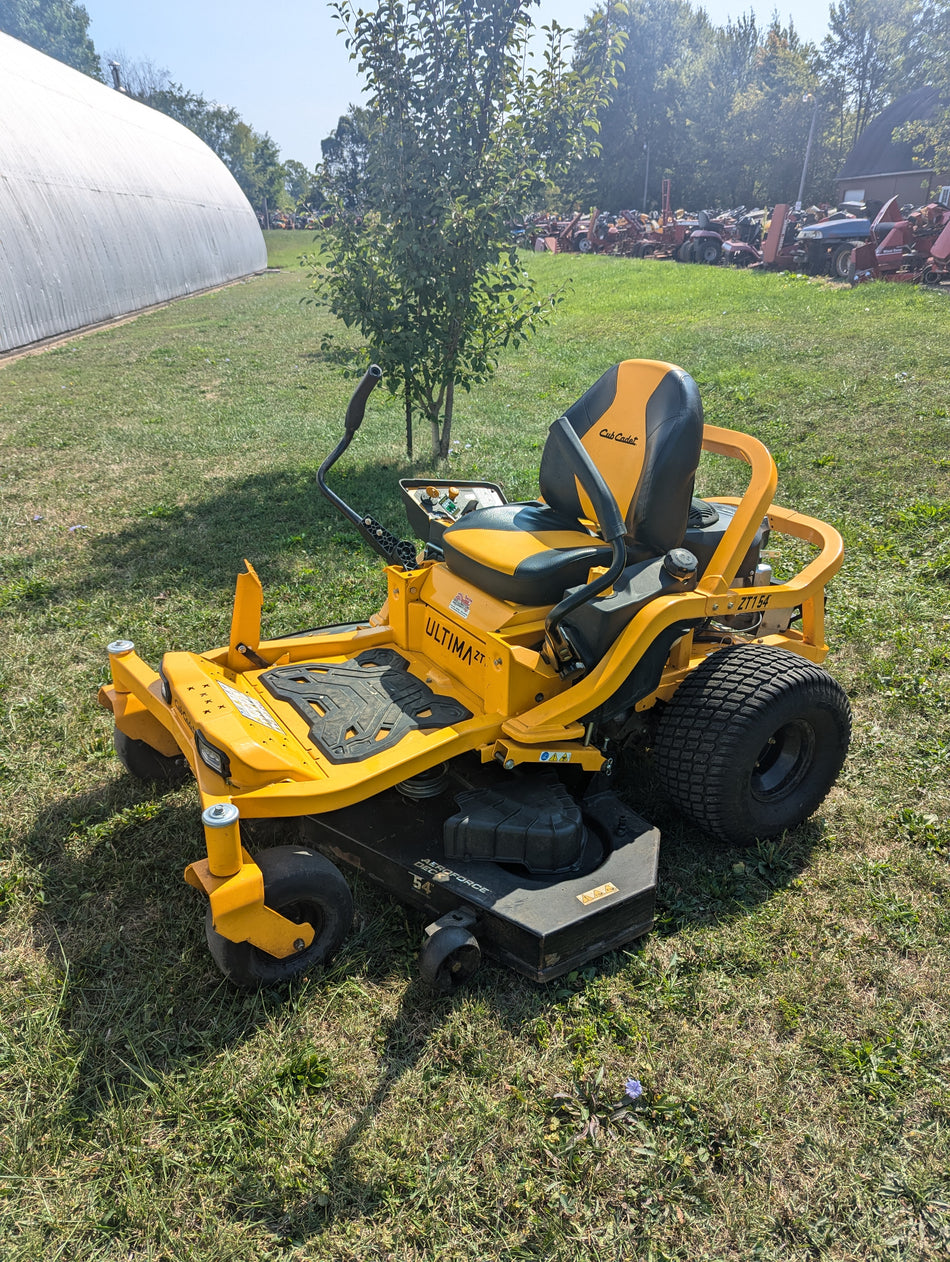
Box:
[796,94,819,211]
[642,141,650,209]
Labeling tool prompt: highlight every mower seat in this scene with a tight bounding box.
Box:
[441,360,704,606]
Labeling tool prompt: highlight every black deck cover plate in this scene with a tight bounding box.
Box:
[259,648,472,763]
[304,762,660,981]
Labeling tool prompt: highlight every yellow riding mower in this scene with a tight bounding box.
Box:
[100,360,850,989]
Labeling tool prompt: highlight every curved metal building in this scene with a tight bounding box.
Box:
[0,33,267,354]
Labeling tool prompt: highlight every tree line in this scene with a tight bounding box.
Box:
[321,0,949,215]
[7,0,950,462]
[7,1,950,218]
[568,0,949,212]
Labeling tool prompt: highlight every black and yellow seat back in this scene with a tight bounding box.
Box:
[441,361,704,605]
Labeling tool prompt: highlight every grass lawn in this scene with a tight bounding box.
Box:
[1,232,949,1260]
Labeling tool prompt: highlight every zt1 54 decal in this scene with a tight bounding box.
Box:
[736,591,772,612]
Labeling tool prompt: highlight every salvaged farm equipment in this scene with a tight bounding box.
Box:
[793,200,899,279]
[849,200,950,285]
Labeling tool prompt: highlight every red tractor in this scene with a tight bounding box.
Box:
[849,200,950,285]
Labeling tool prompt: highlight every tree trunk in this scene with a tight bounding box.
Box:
[429,410,442,463]
[404,365,413,460]
[439,379,455,460]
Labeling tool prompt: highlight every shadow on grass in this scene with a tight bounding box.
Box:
[612,738,823,939]
[77,463,415,603]
[652,815,824,937]
[220,822,818,1250]
[15,751,819,1252]
[226,962,568,1245]
[19,777,276,1117]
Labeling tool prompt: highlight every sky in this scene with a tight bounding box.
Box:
[84,0,834,170]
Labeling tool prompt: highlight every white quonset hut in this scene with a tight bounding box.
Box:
[0,33,266,354]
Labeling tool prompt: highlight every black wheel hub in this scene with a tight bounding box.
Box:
[751,719,815,801]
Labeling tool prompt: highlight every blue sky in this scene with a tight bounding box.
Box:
[84,0,833,169]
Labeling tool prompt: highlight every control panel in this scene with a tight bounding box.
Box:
[400,478,507,547]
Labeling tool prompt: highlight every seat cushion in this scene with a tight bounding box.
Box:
[442,502,612,605]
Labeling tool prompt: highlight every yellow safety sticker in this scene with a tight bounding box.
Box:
[539,750,572,763]
[577,881,619,906]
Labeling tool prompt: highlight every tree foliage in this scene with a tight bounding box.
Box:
[320,107,374,212]
[896,1,950,174]
[283,160,322,213]
[1,0,101,77]
[565,0,937,212]
[312,0,622,461]
[820,0,917,149]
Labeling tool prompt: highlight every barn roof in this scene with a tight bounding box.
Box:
[838,85,941,179]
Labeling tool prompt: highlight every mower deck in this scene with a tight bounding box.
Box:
[304,766,659,982]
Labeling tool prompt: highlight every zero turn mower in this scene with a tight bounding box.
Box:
[99,361,850,990]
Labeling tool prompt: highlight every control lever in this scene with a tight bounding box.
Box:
[317,365,418,570]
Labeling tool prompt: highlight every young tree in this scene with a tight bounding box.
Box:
[1,0,101,77]
[312,0,622,461]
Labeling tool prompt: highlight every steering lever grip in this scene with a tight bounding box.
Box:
[344,363,383,434]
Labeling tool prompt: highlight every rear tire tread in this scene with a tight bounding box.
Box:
[652,645,851,845]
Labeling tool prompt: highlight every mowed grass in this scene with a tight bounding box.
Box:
[1,232,949,1261]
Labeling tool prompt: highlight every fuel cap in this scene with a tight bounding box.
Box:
[663,547,698,581]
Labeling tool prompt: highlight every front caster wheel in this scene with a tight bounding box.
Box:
[652,645,851,846]
[206,846,353,987]
[114,726,187,784]
[419,925,481,992]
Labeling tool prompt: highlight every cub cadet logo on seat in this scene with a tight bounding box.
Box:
[599,427,639,446]
[424,616,486,667]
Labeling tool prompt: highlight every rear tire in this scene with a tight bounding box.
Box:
[652,645,851,846]
[694,239,722,265]
[206,846,353,987]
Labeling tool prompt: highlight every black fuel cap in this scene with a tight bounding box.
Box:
[663,547,698,581]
